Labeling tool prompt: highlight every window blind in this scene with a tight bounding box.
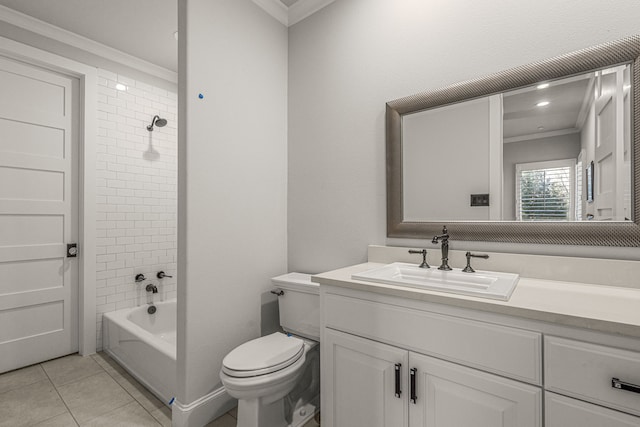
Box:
[516,163,574,221]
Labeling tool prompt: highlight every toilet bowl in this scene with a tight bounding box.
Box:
[220,273,320,427]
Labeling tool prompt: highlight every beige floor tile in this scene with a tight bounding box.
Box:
[227,405,238,419]
[42,354,105,387]
[109,369,165,412]
[90,352,125,375]
[0,364,47,394]
[150,405,172,427]
[57,372,133,423]
[0,379,68,427]
[33,411,79,426]
[81,401,161,427]
[303,414,321,427]
[204,413,237,427]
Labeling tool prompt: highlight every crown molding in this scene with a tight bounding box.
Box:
[503,128,580,144]
[288,0,336,26]
[252,0,289,26]
[253,0,336,27]
[0,5,177,83]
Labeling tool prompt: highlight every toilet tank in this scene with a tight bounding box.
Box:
[272,273,319,341]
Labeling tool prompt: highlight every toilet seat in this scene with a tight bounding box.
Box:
[222,332,304,378]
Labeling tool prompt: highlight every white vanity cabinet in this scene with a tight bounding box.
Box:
[324,328,541,427]
[321,290,543,427]
[546,392,640,427]
[319,282,640,427]
[544,336,640,426]
[323,329,408,427]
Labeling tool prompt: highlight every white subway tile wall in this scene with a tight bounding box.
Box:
[95,69,178,350]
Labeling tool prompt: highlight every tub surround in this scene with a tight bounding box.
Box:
[95,69,178,351]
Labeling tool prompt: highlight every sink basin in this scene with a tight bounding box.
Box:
[352,262,519,301]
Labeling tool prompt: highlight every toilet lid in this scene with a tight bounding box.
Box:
[222,332,304,378]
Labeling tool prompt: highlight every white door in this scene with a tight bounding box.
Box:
[409,352,541,427]
[323,328,408,427]
[593,67,626,220]
[0,55,78,373]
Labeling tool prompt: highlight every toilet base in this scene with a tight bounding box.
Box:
[235,397,318,427]
[288,396,319,427]
[237,397,287,427]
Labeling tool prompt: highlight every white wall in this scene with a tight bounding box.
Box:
[403,98,490,221]
[288,0,640,273]
[95,68,178,350]
[177,0,288,419]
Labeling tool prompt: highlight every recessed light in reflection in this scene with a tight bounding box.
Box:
[115,83,127,91]
[537,83,550,89]
[536,101,550,107]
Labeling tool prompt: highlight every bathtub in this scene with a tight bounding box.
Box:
[102,300,176,405]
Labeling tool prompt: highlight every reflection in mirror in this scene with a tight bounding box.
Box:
[402,64,632,222]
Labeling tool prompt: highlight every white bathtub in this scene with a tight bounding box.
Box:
[103,300,177,405]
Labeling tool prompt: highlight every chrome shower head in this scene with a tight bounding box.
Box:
[147,115,168,131]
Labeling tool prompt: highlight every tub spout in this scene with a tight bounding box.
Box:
[146,284,158,294]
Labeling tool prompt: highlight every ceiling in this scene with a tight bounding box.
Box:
[0,0,335,74]
[0,0,178,71]
[503,73,594,142]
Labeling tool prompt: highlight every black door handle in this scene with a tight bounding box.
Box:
[612,378,640,394]
[410,368,417,403]
[395,363,402,398]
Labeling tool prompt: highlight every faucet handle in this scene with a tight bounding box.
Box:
[156,271,173,279]
[462,252,489,273]
[135,273,146,283]
[408,249,430,268]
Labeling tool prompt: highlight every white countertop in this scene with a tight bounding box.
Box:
[312,262,640,338]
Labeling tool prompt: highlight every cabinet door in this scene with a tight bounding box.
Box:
[323,328,409,427]
[546,392,640,427]
[409,352,541,427]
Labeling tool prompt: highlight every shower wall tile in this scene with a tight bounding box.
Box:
[95,70,178,350]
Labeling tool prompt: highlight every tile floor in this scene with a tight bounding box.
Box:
[0,352,320,427]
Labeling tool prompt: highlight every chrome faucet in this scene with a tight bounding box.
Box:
[462,252,489,273]
[408,249,429,268]
[432,226,452,271]
[145,284,158,294]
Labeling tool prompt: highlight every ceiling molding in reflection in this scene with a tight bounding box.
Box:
[0,5,177,83]
[503,127,580,144]
[253,0,336,26]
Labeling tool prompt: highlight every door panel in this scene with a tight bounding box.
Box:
[593,67,626,220]
[323,328,408,427]
[0,55,78,373]
[409,352,541,427]
[546,392,640,427]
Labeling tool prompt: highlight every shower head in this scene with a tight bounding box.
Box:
[147,115,168,131]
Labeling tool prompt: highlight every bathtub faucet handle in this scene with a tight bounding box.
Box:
[135,273,146,282]
[156,271,173,279]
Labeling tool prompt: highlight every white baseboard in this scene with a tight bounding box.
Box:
[172,386,236,427]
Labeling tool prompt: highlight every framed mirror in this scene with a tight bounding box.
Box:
[386,35,640,246]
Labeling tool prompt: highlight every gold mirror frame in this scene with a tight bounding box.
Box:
[387,35,640,246]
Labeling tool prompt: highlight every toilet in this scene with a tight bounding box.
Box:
[220,273,320,427]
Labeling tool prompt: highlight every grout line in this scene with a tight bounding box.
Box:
[0,364,46,398]
[96,353,165,426]
[40,361,81,427]
[42,354,158,426]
